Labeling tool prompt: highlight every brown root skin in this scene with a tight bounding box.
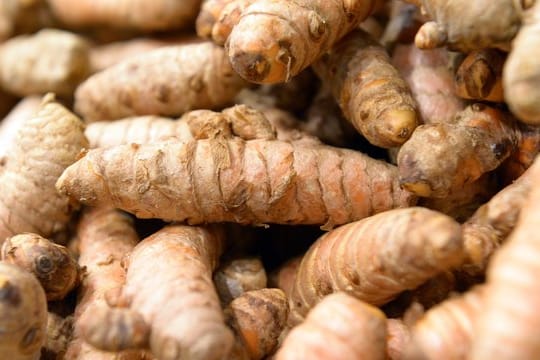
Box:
[1,233,80,301]
[66,206,142,359]
[288,207,464,325]
[0,262,48,360]
[313,30,418,148]
[0,94,88,244]
[498,124,540,184]
[414,0,527,52]
[214,257,267,306]
[504,1,540,125]
[85,104,276,148]
[117,225,233,360]
[75,41,247,122]
[225,288,288,360]
[391,45,466,125]
[56,138,415,228]
[277,293,387,360]
[0,29,91,97]
[47,0,201,31]
[407,286,485,360]
[454,49,505,102]
[45,313,74,358]
[226,0,378,84]
[471,157,540,359]
[398,104,520,198]
[419,172,499,222]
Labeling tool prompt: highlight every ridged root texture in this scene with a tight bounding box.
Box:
[288,207,464,325]
[56,139,415,228]
[226,0,377,83]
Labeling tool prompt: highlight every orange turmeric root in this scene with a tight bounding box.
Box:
[226,0,379,83]
[65,206,146,360]
[313,30,418,148]
[276,292,387,360]
[1,233,80,301]
[398,104,520,198]
[0,94,88,243]
[461,164,535,276]
[46,0,202,32]
[407,286,485,360]
[288,207,463,325]
[470,157,540,359]
[454,49,505,102]
[56,138,415,228]
[78,225,234,360]
[225,288,288,360]
[75,41,247,122]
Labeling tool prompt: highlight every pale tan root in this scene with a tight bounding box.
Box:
[503,1,540,125]
[75,41,247,122]
[89,34,202,73]
[276,293,387,360]
[0,29,91,97]
[0,94,88,243]
[413,0,528,52]
[0,96,41,159]
[46,0,202,31]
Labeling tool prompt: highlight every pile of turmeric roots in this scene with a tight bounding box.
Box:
[1,0,539,359]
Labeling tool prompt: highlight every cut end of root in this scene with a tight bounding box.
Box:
[379,108,418,147]
[230,50,272,84]
[400,180,433,198]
